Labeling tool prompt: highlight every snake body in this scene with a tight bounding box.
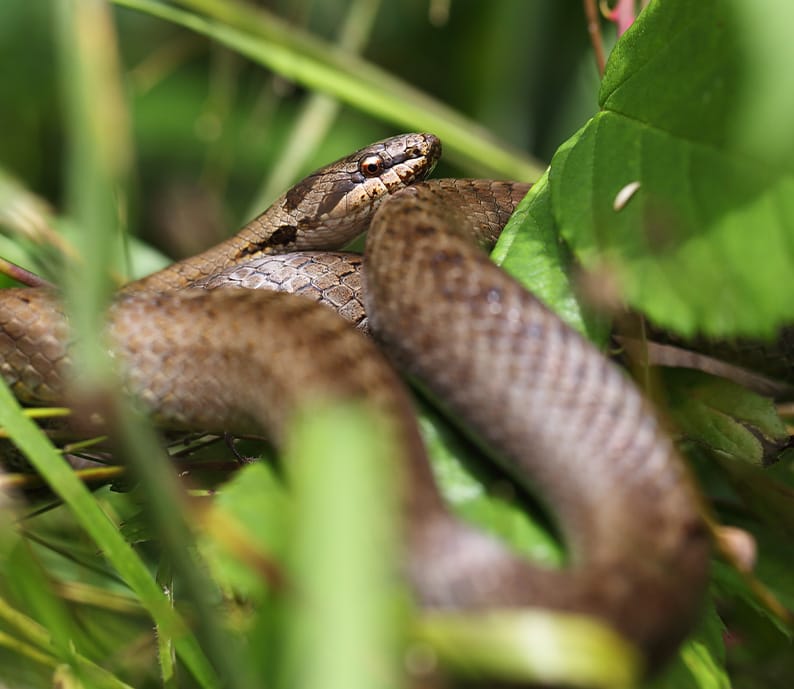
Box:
[0,134,710,675]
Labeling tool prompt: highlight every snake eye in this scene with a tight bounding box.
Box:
[359,154,385,178]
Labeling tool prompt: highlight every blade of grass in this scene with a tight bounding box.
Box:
[3,537,85,673]
[279,404,400,689]
[155,559,177,689]
[110,406,257,689]
[111,0,544,180]
[246,0,382,215]
[55,1,251,683]
[0,593,136,689]
[53,581,141,615]
[0,381,219,688]
[31,2,221,686]
[0,630,55,673]
[55,0,127,386]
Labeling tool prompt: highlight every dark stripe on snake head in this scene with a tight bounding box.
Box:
[233,225,298,260]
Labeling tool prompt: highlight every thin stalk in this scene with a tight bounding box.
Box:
[111,0,544,180]
[246,0,382,215]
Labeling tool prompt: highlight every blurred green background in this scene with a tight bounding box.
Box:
[0,0,603,263]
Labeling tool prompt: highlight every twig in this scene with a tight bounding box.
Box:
[583,0,606,76]
[0,257,54,288]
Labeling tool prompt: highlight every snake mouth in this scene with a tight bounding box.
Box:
[398,132,442,175]
[337,133,442,211]
[373,132,441,183]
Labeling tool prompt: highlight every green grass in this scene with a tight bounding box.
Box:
[1,1,793,688]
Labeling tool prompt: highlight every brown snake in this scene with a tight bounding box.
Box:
[0,134,710,677]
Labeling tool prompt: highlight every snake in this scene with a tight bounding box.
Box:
[0,133,711,679]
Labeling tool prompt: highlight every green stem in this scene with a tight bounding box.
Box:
[111,0,544,180]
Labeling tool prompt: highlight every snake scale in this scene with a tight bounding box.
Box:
[0,134,710,676]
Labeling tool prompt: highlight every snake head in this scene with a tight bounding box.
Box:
[281,133,442,234]
[355,132,442,190]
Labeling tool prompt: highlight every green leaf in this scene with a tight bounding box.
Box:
[648,599,728,689]
[711,534,794,638]
[661,369,789,466]
[200,462,290,601]
[417,404,563,567]
[551,0,794,337]
[415,609,641,689]
[492,168,607,343]
[713,458,794,542]
[751,528,794,615]
[599,1,740,150]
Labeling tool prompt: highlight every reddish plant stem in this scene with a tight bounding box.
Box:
[583,0,606,76]
[0,257,54,288]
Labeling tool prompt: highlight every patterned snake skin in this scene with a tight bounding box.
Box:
[0,134,711,677]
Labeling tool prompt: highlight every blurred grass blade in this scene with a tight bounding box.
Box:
[111,408,255,689]
[247,0,381,214]
[0,166,74,260]
[55,0,129,393]
[280,404,400,689]
[156,559,177,689]
[3,535,83,669]
[415,610,641,688]
[52,3,219,685]
[111,0,543,180]
[0,630,53,670]
[0,596,136,689]
[0,381,219,688]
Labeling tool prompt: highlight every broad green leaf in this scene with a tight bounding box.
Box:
[200,462,290,601]
[599,1,740,150]
[418,404,563,567]
[492,167,606,344]
[752,528,794,614]
[710,560,794,687]
[551,0,794,337]
[714,458,794,542]
[648,600,728,689]
[712,536,794,635]
[661,369,789,466]
[416,609,641,689]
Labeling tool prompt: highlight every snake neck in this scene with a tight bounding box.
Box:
[126,133,442,293]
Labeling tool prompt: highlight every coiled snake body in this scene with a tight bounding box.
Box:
[0,134,710,675]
